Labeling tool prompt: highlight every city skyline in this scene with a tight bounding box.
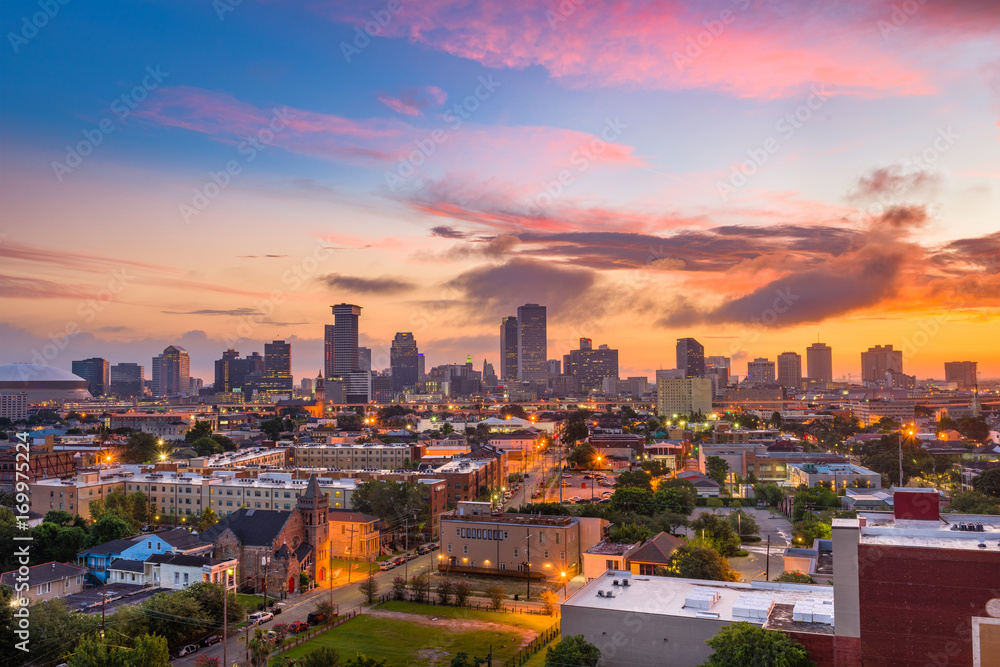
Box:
[2,1,999,383]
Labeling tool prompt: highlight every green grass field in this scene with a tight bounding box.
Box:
[273,604,557,666]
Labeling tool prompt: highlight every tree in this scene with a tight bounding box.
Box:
[451,653,486,667]
[343,655,389,667]
[192,436,223,457]
[607,522,651,544]
[314,599,337,622]
[86,514,134,547]
[613,470,652,491]
[654,486,696,516]
[690,512,741,557]
[773,571,816,584]
[949,491,1000,514]
[566,442,597,468]
[668,544,740,582]
[180,581,243,625]
[453,581,472,607]
[972,468,1000,498]
[89,489,150,531]
[770,411,783,428]
[437,579,454,605]
[727,509,759,539]
[359,572,379,604]
[131,634,171,667]
[194,657,222,667]
[260,418,284,440]
[185,420,214,442]
[487,584,506,611]
[754,483,784,508]
[792,515,832,546]
[301,647,343,667]
[391,575,407,601]
[541,589,559,616]
[705,456,729,486]
[544,635,601,667]
[121,432,159,463]
[141,592,212,648]
[958,417,991,443]
[351,479,429,525]
[500,404,528,420]
[700,621,814,667]
[197,507,219,532]
[608,487,655,514]
[248,628,271,667]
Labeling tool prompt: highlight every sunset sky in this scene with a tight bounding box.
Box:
[1,0,999,383]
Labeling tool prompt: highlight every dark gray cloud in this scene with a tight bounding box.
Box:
[660,250,905,327]
[163,308,259,316]
[430,225,469,239]
[850,165,942,201]
[445,258,597,323]
[319,274,416,294]
[874,205,929,229]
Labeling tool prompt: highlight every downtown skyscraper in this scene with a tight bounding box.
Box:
[390,332,419,394]
[71,357,109,397]
[500,316,518,382]
[676,338,706,378]
[323,304,369,403]
[260,340,293,393]
[806,342,833,383]
[151,345,190,397]
[516,304,547,386]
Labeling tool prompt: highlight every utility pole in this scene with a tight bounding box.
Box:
[223,567,232,667]
[524,531,533,600]
[403,515,410,581]
[765,535,771,581]
[898,428,904,489]
[101,576,106,639]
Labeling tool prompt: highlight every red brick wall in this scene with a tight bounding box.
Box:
[784,632,860,667]
[858,543,1000,667]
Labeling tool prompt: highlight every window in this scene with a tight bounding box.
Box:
[37,583,51,595]
[342,525,346,534]
[555,533,560,544]
[499,563,506,570]
[560,552,565,561]
[463,545,468,554]
[513,548,518,558]
[539,533,545,544]
[174,572,180,584]
[606,559,617,570]
[544,550,549,559]
[183,573,189,585]
[147,541,152,549]
[639,564,658,576]
[447,544,452,553]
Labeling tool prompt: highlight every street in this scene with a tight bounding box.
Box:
[172,552,440,666]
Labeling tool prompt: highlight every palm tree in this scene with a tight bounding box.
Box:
[248,628,271,667]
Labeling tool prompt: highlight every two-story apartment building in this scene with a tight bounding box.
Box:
[78,528,212,582]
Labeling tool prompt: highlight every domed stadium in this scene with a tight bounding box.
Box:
[0,363,92,401]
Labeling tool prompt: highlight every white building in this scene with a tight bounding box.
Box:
[656,378,713,417]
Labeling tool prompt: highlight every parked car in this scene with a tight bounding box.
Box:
[248,611,274,625]
[176,644,199,657]
[417,546,430,555]
[379,561,394,571]
[200,635,222,647]
[392,556,405,566]
[306,611,327,625]
[272,603,284,615]
[288,621,309,634]
[429,543,439,551]
[405,552,417,561]
[569,496,583,503]
[583,474,593,479]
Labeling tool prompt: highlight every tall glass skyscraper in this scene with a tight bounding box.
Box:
[500,316,518,381]
[390,332,419,393]
[323,303,369,403]
[676,338,706,378]
[517,304,547,385]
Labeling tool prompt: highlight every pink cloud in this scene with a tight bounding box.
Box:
[315,0,1000,98]
[135,86,645,184]
[378,85,449,116]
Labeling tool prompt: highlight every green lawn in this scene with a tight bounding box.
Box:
[376,601,554,631]
[273,607,557,667]
[237,594,265,610]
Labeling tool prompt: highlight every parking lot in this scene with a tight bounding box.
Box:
[542,470,618,505]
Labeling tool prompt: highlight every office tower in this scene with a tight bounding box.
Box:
[861,345,903,384]
[417,353,426,381]
[482,361,498,387]
[944,361,977,390]
[214,349,243,393]
[776,352,803,389]
[563,338,619,393]
[656,377,713,417]
[110,363,144,399]
[746,357,776,386]
[371,371,393,402]
[300,377,314,395]
[358,347,372,372]
[547,359,562,376]
[323,304,369,403]
[676,338,706,378]
[189,377,203,395]
[806,343,833,383]
[151,345,190,396]
[260,340,293,393]
[705,357,731,398]
[390,332,419,393]
[71,358,109,397]
[517,304,547,385]
[500,316,519,381]
[706,356,730,371]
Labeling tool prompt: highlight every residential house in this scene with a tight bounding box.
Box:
[1,562,88,605]
[627,532,684,576]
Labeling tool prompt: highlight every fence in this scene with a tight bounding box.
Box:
[375,593,558,616]
[270,608,359,655]
[501,622,560,667]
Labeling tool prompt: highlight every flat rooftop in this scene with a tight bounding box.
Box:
[790,463,875,475]
[443,513,575,527]
[848,512,1000,552]
[564,571,835,635]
